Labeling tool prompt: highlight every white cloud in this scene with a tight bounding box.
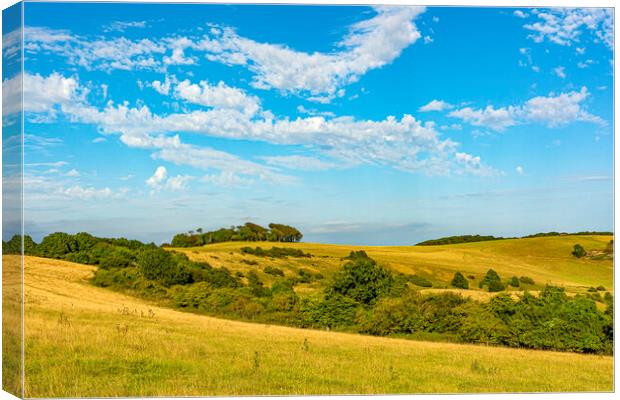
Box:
[423,35,433,44]
[173,79,260,115]
[576,47,586,54]
[419,99,453,112]
[146,166,168,188]
[260,155,339,171]
[449,106,518,131]
[92,137,107,143]
[3,72,81,118]
[553,66,566,79]
[523,87,605,127]
[24,26,166,72]
[103,20,147,33]
[514,10,529,19]
[523,8,613,49]
[577,59,594,69]
[455,152,502,177]
[62,185,112,199]
[66,168,80,177]
[516,165,524,175]
[194,6,425,100]
[151,75,174,95]
[26,73,497,179]
[449,87,605,131]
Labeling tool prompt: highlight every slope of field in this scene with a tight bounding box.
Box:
[173,235,613,294]
[20,255,612,397]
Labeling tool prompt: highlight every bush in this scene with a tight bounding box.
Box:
[572,244,586,258]
[508,276,520,288]
[450,272,469,289]
[596,285,606,292]
[240,246,311,258]
[409,274,432,288]
[264,266,285,276]
[479,269,504,292]
[297,293,359,329]
[519,276,535,285]
[136,248,192,287]
[328,255,393,305]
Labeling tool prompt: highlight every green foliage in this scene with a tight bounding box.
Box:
[408,275,432,288]
[328,255,393,305]
[479,269,504,292]
[519,276,535,285]
[136,249,192,287]
[450,272,469,289]
[604,240,613,254]
[240,246,311,258]
[264,266,284,276]
[296,268,322,284]
[508,276,520,288]
[297,293,359,329]
[416,235,505,246]
[572,244,586,258]
[171,222,303,247]
[596,285,606,291]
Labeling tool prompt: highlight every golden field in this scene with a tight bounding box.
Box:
[2,249,612,397]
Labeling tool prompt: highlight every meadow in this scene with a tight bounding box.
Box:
[173,235,614,295]
[17,254,614,397]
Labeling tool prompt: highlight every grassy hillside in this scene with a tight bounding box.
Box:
[172,235,613,294]
[17,255,613,396]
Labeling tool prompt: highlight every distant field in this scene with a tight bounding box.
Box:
[20,255,613,396]
[173,235,614,295]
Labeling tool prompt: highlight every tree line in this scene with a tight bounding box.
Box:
[416,231,614,246]
[169,222,303,247]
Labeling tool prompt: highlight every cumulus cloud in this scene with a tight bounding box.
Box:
[173,79,261,115]
[26,73,498,180]
[516,165,524,175]
[522,8,613,49]
[419,99,453,112]
[3,72,82,120]
[455,152,502,177]
[146,165,193,192]
[554,66,566,79]
[449,106,518,131]
[195,6,424,100]
[24,6,424,101]
[514,10,529,19]
[449,87,605,131]
[103,20,147,33]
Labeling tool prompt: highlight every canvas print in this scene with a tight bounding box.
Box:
[1,2,615,397]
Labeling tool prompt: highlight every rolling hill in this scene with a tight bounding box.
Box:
[9,243,614,396]
[172,235,614,295]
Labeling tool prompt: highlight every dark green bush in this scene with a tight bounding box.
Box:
[572,244,586,258]
[264,266,285,276]
[519,276,535,285]
[328,255,393,305]
[479,269,504,292]
[408,274,432,288]
[450,272,469,289]
[508,276,520,288]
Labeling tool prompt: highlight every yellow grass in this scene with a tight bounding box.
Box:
[18,255,613,397]
[172,235,613,295]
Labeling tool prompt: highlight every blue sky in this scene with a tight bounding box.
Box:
[4,4,613,244]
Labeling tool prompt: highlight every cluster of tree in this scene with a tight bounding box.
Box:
[451,271,533,291]
[240,246,311,258]
[417,231,614,246]
[523,231,613,238]
[416,235,506,246]
[170,223,303,247]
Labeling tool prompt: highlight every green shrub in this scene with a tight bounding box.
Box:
[264,266,284,276]
[479,269,504,292]
[240,246,311,258]
[450,272,469,289]
[136,248,192,287]
[596,285,606,291]
[409,274,432,288]
[572,244,586,258]
[328,255,393,305]
[508,276,520,288]
[519,276,535,285]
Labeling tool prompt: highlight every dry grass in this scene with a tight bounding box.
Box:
[18,255,613,397]
[173,235,613,294]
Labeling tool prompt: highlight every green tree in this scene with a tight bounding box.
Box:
[572,244,586,258]
[328,255,393,305]
[450,272,469,289]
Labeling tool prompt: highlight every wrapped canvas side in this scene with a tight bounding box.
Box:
[2,2,24,398]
